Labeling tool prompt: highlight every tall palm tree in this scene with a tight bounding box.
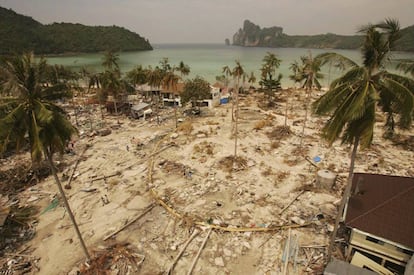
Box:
[0,53,90,259]
[163,71,181,127]
[222,65,234,121]
[298,52,324,147]
[232,60,245,158]
[101,51,122,120]
[288,60,303,127]
[101,70,121,118]
[312,19,414,262]
[146,67,163,124]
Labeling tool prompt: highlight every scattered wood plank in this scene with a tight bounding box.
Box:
[103,204,155,241]
[91,172,121,183]
[165,229,200,275]
[187,228,213,275]
[279,190,306,215]
[64,145,89,189]
[282,228,291,275]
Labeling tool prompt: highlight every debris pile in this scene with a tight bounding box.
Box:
[79,243,145,275]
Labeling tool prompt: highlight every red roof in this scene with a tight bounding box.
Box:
[345,173,414,249]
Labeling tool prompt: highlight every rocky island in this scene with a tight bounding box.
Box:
[231,19,414,51]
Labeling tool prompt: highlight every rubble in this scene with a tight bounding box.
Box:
[1,90,413,274]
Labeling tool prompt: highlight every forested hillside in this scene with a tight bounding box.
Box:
[232,20,414,51]
[0,7,152,55]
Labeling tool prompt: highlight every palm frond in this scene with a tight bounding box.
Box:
[315,52,358,68]
[381,76,414,128]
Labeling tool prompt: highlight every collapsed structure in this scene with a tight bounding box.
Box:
[344,173,414,274]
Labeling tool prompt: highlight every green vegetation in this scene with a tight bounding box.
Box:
[259,52,283,107]
[0,7,152,55]
[0,52,90,259]
[312,18,414,261]
[181,76,211,108]
[232,19,414,51]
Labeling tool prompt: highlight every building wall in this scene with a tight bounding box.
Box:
[347,228,413,273]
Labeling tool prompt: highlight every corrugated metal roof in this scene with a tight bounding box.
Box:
[131,103,150,111]
[345,173,414,249]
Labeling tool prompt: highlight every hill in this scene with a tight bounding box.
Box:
[0,7,153,55]
[231,20,414,51]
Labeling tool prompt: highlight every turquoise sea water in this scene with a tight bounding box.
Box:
[45,44,414,88]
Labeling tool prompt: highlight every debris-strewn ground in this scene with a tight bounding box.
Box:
[1,90,413,274]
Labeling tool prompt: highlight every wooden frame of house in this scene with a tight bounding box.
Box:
[344,173,414,274]
[160,83,183,107]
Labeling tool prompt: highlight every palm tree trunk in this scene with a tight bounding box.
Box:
[300,89,310,148]
[114,100,120,124]
[234,79,239,158]
[231,90,235,122]
[284,95,289,127]
[174,104,178,129]
[72,96,79,127]
[46,151,90,260]
[326,137,359,262]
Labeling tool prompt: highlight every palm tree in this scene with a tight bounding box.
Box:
[176,61,190,79]
[222,65,234,121]
[102,50,120,75]
[0,53,90,259]
[126,65,148,88]
[397,59,414,77]
[146,67,163,124]
[298,52,324,147]
[247,72,256,90]
[259,52,283,107]
[231,60,245,158]
[101,70,121,118]
[159,57,172,75]
[312,19,414,262]
[163,71,181,128]
[101,51,122,120]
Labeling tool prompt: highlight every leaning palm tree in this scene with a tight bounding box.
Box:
[0,53,90,259]
[312,19,414,262]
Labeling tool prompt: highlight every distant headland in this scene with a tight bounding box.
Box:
[228,19,414,51]
[0,7,153,55]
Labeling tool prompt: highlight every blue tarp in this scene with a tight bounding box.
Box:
[220,97,229,104]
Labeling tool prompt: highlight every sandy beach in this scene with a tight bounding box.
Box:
[2,88,413,274]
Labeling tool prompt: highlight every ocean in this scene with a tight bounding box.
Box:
[44,44,414,88]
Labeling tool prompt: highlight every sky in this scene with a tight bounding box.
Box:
[1,0,413,44]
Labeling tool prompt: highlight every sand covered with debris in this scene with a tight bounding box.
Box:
[2,90,414,274]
